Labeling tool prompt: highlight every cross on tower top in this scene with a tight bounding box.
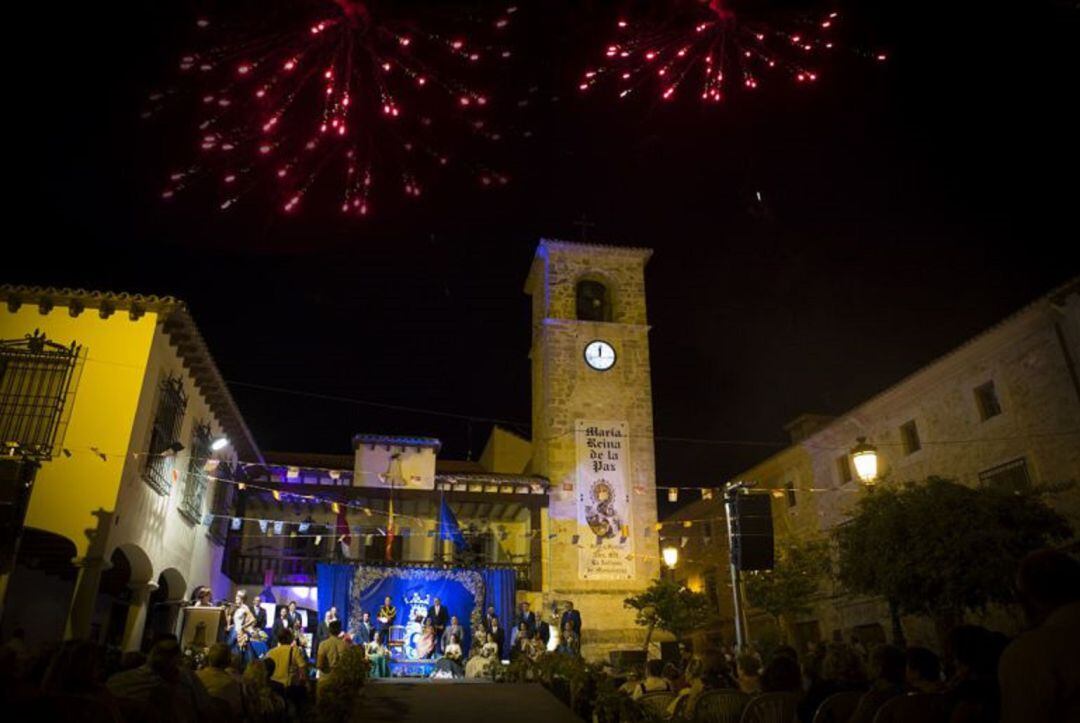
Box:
[572,214,596,242]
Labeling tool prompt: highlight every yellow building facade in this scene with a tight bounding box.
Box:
[0,286,260,647]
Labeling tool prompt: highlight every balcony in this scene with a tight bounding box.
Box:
[225,549,537,590]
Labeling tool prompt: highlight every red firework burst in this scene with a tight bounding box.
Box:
[148,1,517,216]
[580,0,886,103]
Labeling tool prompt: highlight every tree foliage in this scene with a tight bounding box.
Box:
[744,537,831,627]
[624,577,716,641]
[834,476,1072,623]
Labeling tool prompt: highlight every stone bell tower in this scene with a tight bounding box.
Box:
[525,238,659,659]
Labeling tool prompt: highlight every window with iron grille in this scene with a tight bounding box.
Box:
[900,420,921,455]
[974,381,1002,421]
[0,331,81,460]
[979,458,1031,493]
[207,462,235,545]
[143,376,187,495]
[179,422,212,523]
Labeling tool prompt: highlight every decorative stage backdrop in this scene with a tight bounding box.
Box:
[317,564,516,657]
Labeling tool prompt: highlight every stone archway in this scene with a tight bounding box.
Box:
[2,528,78,645]
[96,544,155,650]
[146,567,188,643]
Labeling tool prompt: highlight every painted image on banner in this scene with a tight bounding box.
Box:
[576,420,634,580]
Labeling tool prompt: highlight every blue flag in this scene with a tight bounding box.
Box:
[439,499,467,550]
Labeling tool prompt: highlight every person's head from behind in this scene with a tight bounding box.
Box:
[772,645,799,664]
[905,647,940,689]
[868,644,905,686]
[736,653,760,680]
[263,657,276,679]
[42,640,105,694]
[244,659,269,686]
[761,655,802,693]
[328,620,342,637]
[206,643,230,670]
[277,629,293,646]
[1016,548,1080,626]
[697,650,730,690]
[946,625,1003,680]
[148,640,182,682]
[822,642,865,685]
[646,659,665,679]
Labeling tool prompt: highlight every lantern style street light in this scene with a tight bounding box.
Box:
[851,437,879,486]
[662,545,679,569]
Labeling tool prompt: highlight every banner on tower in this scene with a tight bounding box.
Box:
[576,420,635,580]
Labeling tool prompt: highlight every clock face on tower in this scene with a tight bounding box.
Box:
[584,340,616,371]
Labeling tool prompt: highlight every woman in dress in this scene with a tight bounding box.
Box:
[465,629,499,679]
[434,633,465,678]
[415,617,437,659]
[233,590,260,665]
[365,630,390,678]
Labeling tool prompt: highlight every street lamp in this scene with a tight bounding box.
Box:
[851,437,879,486]
[662,545,679,569]
[211,436,230,452]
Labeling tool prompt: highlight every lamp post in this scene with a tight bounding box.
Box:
[851,437,879,487]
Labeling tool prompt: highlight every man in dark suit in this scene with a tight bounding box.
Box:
[251,595,268,630]
[356,611,375,644]
[487,616,505,659]
[484,605,498,633]
[515,601,536,637]
[537,619,551,646]
[426,597,449,653]
[560,601,582,638]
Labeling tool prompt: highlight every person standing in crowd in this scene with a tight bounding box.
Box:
[195,643,243,716]
[286,601,303,636]
[316,606,337,658]
[484,605,498,633]
[265,628,308,716]
[736,653,762,694]
[317,620,349,687]
[426,597,449,653]
[378,596,397,641]
[631,659,673,700]
[560,601,582,639]
[443,615,465,652]
[356,610,375,644]
[848,644,906,723]
[998,549,1080,723]
[906,647,945,694]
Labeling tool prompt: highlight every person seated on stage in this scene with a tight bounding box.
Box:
[465,630,499,679]
[365,631,390,678]
[433,633,466,678]
[416,618,438,659]
[316,620,349,685]
[557,622,580,657]
[377,596,397,640]
[510,622,531,660]
[527,630,547,661]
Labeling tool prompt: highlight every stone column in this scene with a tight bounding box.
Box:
[65,556,109,640]
[121,581,158,652]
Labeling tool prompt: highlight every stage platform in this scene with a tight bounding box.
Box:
[359,680,579,723]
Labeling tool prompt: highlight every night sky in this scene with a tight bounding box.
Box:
[10,1,1079,494]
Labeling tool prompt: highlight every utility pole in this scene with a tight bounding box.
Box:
[723,481,750,650]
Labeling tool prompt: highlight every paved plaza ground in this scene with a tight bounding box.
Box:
[356,679,580,723]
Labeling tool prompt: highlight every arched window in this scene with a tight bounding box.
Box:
[576,280,611,322]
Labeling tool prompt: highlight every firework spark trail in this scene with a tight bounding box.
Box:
[580,0,886,104]
[148,1,517,216]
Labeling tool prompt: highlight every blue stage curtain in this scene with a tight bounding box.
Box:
[317,563,353,635]
[481,567,516,647]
